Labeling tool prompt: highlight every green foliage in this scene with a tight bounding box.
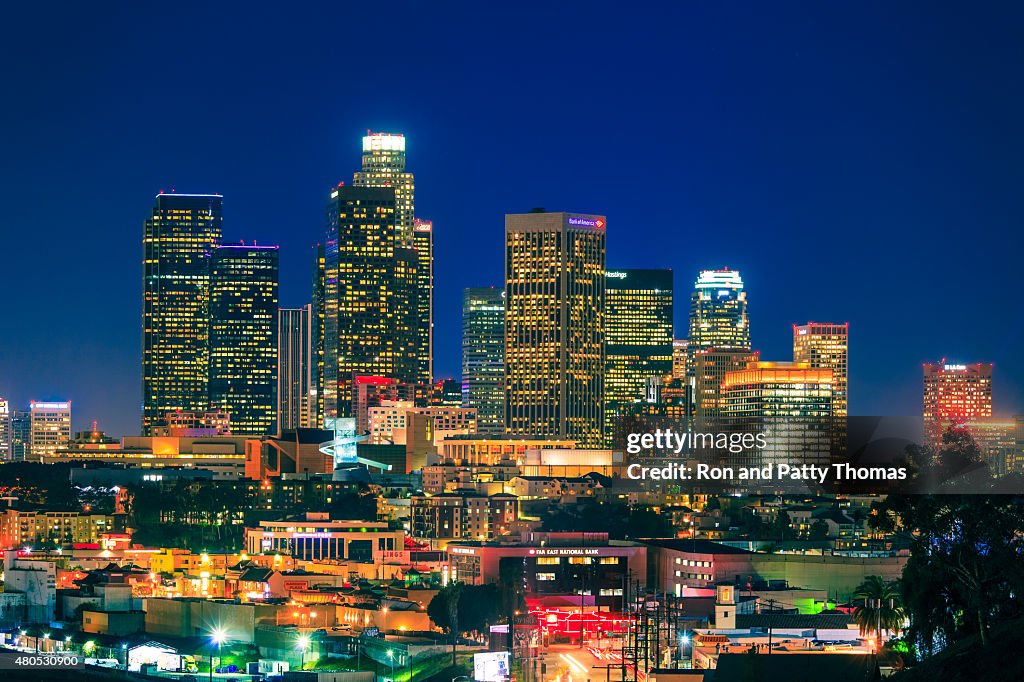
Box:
[540,500,673,538]
[852,575,905,637]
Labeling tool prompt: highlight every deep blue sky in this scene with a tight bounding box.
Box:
[2,2,1023,436]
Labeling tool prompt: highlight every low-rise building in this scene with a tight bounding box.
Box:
[244,512,404,562]
[410,492,517,541]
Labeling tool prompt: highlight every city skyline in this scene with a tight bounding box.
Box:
[4,3,1024,434]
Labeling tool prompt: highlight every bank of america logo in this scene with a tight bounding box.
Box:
[568,216,606,229]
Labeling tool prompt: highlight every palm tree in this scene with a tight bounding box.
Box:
[853,575,905,642]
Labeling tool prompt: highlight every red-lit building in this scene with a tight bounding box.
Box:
[923,361,993,447]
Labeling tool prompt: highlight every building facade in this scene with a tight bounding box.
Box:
[0,399,10,461]
[604,269,674,429]
[505,211,606,447]
[461,287,506,436]
[278,305,315,430]
[412,218,434,384]
[29,401,71,461]
[209,245,279,435]
[688,269,750,353]
[142,193,223,435]
[923,361,993,447]
[243,513,403,562]
[410,492,518,541]
[793,322,848,418]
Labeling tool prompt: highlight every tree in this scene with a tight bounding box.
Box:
[809,519,830,541]
[427,582,464,666]
[852,576,904,640]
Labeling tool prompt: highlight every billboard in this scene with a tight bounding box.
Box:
[474,651,510,682]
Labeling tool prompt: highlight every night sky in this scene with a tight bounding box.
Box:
[2,2,1023,436]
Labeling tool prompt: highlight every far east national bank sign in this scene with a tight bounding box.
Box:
[567,216,606,229]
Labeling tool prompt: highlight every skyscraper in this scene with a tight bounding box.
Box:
[505,211,605,447]
[11,410,29,461]
[793,322,849,417]
[324,185,418,420]
[462,287,506,436]
[688,269,749,352]
[279,305,315,430]
[413,219,434,384]
[353,132,415,242]
[604,269,673,428]
[209,245,279,435]
[312,244,326,428]
[672,339,689,380]
[142,192,223,435]
[29,400,71,461]
[693,349,760,433]
[0,399,11,461]
[923,361,993,447]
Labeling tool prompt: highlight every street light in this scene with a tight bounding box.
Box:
[297,635,310,670]
[210,629,226,682]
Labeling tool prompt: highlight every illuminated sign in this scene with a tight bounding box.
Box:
[606,271,627,279]
[363,133,405,152]
[567,216,606,229]
[529,548,601,556]
[449,547,477,555]
[474,652,510,682]
[292,532,333,539]
[944,364,967,371]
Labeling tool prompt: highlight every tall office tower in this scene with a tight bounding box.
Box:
[28,400,71,461]
[0,399,11,460]
[693,349,759,434]
[353,132,415,242]
[324,185,418,420]
[412,219,434,384]
[722,361,834,469]
[312,244,326,427]
[505,211,606,447]
[604,269,674,429]
[11,410,30,461]
[278,305,315,430]
[923,361,993,448]
[672,339,689,380]
[142,192,223,435]
[209,245,280,435]
[461,287,506,436]
[794,322,849,418]
[688,269,749,352]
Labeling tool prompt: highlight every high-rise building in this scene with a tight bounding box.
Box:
[11,410,30,461]
[461,287,505,436]
[209,245,279,435]
[29,400,71,461]
[0,399,11,461]
[323,185,418,420]
[604,269,673,429]
[505,211,606,447]
[672,339,689,380]
[794,322,849,417]
[688,269,749,352]
[278,305,315,431]
[142,192,223,435]
[312,244,326,428]
[693,349,759,433]
[353,132,415,242]
[412,219,434,384]
[722,361,834,468]
[923,361,993,447]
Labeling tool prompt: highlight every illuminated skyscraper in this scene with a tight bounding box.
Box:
[29,400,71,461]
[209,245,279,435]
[353,132,415,241]
[278,305,315,430]
[324,185,418,420]
[793,322,849,417]
[0,399,11,461]
[672,339,689,380]
[351,133,431,386]
[688,269,749,352]
[11,410,29,461]
[505,211,605,447]
[462,287,505,436]
[142,193,222,434]
[923,361,993,447]
[604,269,673,428]
[413,219,434,383]
[312,244,326,427]
[693,349,760,433]
[723,361,834,468]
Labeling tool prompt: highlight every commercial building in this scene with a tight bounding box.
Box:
[323,185,419,419]
[244,512,404,562]
[693,350,759,434]
[368,404,477,444]
[672,339,688,380]
[923,361,993,447]
[412,218,434,383]
[445,532,646,610]
[688,269,749,352]
[0,509,116,549]
[793,322,849,418]
[278,305,316,430]
[142,192,223,435]
[461,287,506,436]
[410,492,518,541]
[28,400,71,461]
[48,435,249,478]
[604,269,674,429]
[10,409,30,461]
[722,361,834,468]
[438,436,577,466]
[505,211,606,447]
[209,244,279,435]
[0,399,11,461]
